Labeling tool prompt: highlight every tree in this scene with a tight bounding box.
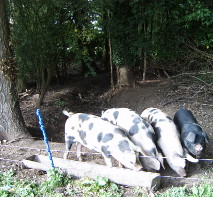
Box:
[11,0,63,107]
[0,0,29,140]
[65,0,104,76]
[106,0,137,87]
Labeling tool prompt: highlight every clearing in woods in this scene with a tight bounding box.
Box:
[0,73,212,194]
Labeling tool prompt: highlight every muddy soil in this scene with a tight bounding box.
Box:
[0,73,212,196]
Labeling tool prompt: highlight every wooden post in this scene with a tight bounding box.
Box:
[23,155,161,189]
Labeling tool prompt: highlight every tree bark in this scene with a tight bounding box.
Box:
[0,0,30,140]
[108,30,114,90]
[36,67,52,108]
[106,9,115,90]
[142,22,147,81]
[117,66,135,88]
[143,52,147,81]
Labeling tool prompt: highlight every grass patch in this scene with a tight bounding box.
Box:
[0,169,123,197]
[156,183,213,197]
[0,169,212,197]
[74,176,123,197]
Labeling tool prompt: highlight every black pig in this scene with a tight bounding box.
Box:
[174,106,209,158]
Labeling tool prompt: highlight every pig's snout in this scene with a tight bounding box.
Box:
[195,144,203,152]
[194,144,203,158]
[134,162,143,171]
[132,156,143,171]
[177,168,187,177]
[123,151,143,171]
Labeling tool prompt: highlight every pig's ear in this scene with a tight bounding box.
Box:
[202,132,209,143]
[179,105,186,110]
[186,132,196,143]
[136,147,147,157]
[185,152,199,163]
[157,152,165,169]
[183,148,198,163]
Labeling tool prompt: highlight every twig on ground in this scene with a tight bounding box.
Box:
[163,70,176,84]
[171,72,212,86]
[163,97,188,106]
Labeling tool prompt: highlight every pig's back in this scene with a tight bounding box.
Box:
[149,111,183,156]
[174,109,198,126]
[102,108,155,149]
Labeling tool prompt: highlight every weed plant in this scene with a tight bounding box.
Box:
[0,169,212,196]
[0,169,123,197]
[156,183,213,197]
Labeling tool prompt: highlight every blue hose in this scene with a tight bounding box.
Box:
[36,109,55,169]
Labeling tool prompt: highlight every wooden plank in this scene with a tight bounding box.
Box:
[22,155,161,189]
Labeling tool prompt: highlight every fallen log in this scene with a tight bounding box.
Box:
[22,155,161,189]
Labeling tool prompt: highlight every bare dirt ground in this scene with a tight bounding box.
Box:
[0,73,212,195]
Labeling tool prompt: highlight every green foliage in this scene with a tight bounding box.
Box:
[108,0,140,67]
[0,170,40,197]
[79,177,123,197]
[177,0,213,47]
[7,0,213,82]
[54,100,65,107]
[12,0,61,71]
[45,168,73,188]
[40,168,73,195]
[105,0,213,67]
[10,0,104,87]
[0,169,122,197]
[10,0,66,98]
[134,186,147,197]
[0,168,73,196]
[0,170,15,186]
[59,0,104,76]
[156,183,213,197]
[0,169,212,197]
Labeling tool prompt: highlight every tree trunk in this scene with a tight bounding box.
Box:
[142,22,147,81]
[117,66,135,88]
[0,0,30,140]
[107,9,115,90]
[36,68,52,108]
[108,30,114,90]
[143,52,147,81]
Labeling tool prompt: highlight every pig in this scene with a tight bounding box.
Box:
[141,108,198,177]
[63,110,143,171]
[101,108,164,172]
[174,106,209,158]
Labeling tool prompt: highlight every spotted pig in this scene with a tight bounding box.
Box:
[141,108,198,177]
[174,106,209,158]
[101,108,164,172]
[63,110,143,171]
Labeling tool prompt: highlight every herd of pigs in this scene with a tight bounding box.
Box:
[62,106,209,177]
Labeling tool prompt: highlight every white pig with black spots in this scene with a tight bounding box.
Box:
[101,108,164,172]
[141,108,198,177]
[63,110,143,171]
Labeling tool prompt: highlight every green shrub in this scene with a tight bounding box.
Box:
[156,183,213,197]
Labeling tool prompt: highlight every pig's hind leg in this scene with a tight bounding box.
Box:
[101,146,113,167]
[76,142,83,161]
[64,136,75,159]
[102,155,113,167]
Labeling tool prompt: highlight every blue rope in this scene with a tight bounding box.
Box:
[36,109,55,169]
